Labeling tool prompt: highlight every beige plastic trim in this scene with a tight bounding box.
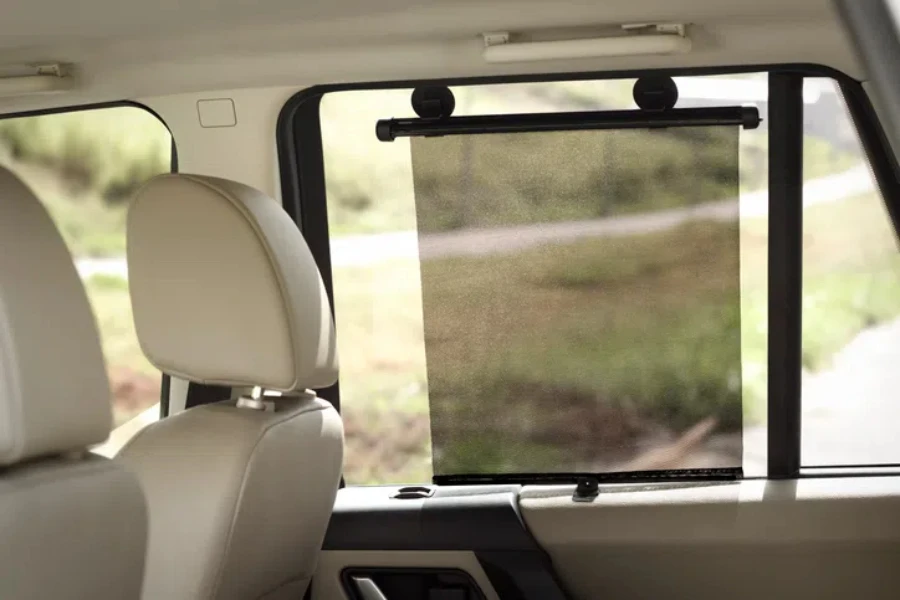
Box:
[521,477,900,600]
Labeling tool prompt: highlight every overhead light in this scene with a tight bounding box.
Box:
[0,63,71,97]
[482,25,691,64]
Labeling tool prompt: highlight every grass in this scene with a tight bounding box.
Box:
[738,190,900,366]
[418,220,744,474]
[333,220,745,479]
[331,255,433,483]
[800,194,900,369]
[737,191,900,423]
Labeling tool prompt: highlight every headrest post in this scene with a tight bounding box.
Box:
[235,386,273,411]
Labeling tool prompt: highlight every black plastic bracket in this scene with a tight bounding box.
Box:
[633,75,679,110]
[412,86,456,119]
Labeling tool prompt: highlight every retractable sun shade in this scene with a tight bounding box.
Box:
[379,78,757,483]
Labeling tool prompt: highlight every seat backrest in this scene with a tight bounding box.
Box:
[119,174,343,600]
[0,167,147,598]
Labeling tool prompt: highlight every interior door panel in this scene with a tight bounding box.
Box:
[314,552,500,600]
[315,485,568,599]
[519,477,900,600]
[315,477,900,599]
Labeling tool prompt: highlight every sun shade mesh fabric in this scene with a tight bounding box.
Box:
[409,126,743,476]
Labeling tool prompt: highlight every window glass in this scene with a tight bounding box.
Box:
[322,75,779,484]
[801,78,900,466]
[0,106,171,430]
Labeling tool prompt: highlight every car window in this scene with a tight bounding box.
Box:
[319,75,787,484]
[314,72,900,484]
[0,106,171,433]
[800,78,900,467]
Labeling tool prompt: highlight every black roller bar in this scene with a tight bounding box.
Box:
[376,106,760,141]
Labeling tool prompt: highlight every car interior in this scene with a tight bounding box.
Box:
[1,1,900,599]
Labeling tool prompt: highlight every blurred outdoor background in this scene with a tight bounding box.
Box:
[0,107,170,426]
[2,74,897,482]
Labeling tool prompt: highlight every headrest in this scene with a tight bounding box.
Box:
[127,174,338,392]
[0,168,111,466]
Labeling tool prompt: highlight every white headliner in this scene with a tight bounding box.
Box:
[0,0,860,112]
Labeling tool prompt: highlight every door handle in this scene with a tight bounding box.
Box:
[352,576,389,600]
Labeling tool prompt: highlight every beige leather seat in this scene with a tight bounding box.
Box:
[0,167,147,598]
[119,174,343,600]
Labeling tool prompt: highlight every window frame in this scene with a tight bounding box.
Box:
[277,63,900,482]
